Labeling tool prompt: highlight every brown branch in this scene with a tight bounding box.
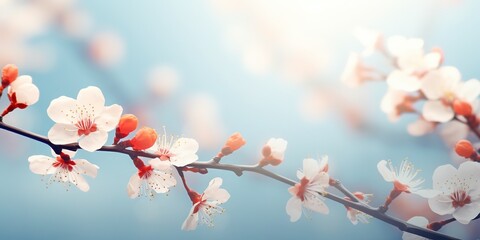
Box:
[0,120,459,240]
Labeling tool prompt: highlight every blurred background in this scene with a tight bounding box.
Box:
[0,0,478,239]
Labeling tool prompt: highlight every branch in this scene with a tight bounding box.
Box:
[0,120,459,240]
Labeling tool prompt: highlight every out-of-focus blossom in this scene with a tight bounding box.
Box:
[127,158,176,199]
[259,138,287,167]
[341,53,371,87]
[28,150,98,192]
[402,216,429,240]
[182,177,230,231]
[147,66,180,98]
[380,89,415,122]
[346,192,372,225]
[148,128,199,167]
[377,160,438,197]
[386,36,441,92]
[439,120,469,147]
[421,66,480,122]
[354,27,382,56]
[427,161,480,224]
[407,118,436,137]
[183,94,226,149]
[47,86,123,152]
[88,32,125,67]
[286,158,329,222]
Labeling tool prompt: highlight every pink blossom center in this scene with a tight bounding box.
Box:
[450,190,471,208]
[53,156,76,172]
[157,148,174,161]
[138,165,153,179]
[393,180,409,192]
[75,118,98,136]
[295,177,310,201]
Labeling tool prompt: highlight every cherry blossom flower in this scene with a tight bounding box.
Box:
[127,158,176,199]
[386,36,441,92]
[2,75,40,117]
[380,89,415,122]
[47,86,123,152]
[427,161,480,224]
[259,138,288,167]
[346,192,372,225]
[28,150,98,192]
[341,53,370,88]
[402,216,429,240]
[148,128,199,167]
[219,132,246,156]
[182,177,230,231]
[286,158,330,222]
[421,66,480,122]
[377,160,438,198]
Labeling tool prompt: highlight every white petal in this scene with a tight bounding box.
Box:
[48,123,79,144]
[303,194,329,214]
[407,118,435,137]
[422,100,454,123]
[204,177,223,193]
[68,171,90,192]
[10,75,32,88]
[50,149,77,158]
[347,210,358,225]
[413,189,440,198]
[452,203,480,224]
[421,71,445,100]
[402,216,429,240]
[267,138,288,160]
[149,158,172,171]
[74,159,99,178]
[428,195,455,215]
[14,83,39,105]
[386,70,421,92]
[286,197,302,222]
[28,155,56,175]
[76,86,106,118]
[423,52,441,70]
[127,173,142,199]
[169,138,199,166]
[377,160,395,182]
[302,158,319,180]
[432,164,457,190]
[95,104,123,132]
[47,96,78,124]
[181,206,199,231]
[206,189,230,204]
[458,79,480,102]
[147,171,176,193]
[78,130,108,152]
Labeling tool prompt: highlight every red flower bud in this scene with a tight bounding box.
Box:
[455,140,475,158]
[1,64,18,87]
[453,100,473,116]
[129,127,157,151]
[220,132,246,156]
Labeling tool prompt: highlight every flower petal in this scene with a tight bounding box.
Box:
[78,130,108,152]
[386,70,421,92]
[169,138,199,166]
[286,196,302,222]
[303,194,329,214]
[452,203,480,224]
[14,83,39,105]
[422,100,454,123]
[95,104,123,132]
[402,216,429,240]
[127,173,142,199]
[302,158,320,180]
[28,155,56,175]
[77,86,105,118]
[74,159,99,178]
[68,171,90,192]
[458,79,480,102]
[47,96,78,124]
[181,206,199,231]
[428,194,455,215]
[149,158,172,171]
[48,123,79,144]
[377,160,395,182]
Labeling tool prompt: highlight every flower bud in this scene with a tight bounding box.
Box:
[455,140,475,158]
[258,138,287,167]
[129,127,157,151]
[453,100,473,116]
[220,132,246,156]
[115,114,138,144]
[1,64,18,87]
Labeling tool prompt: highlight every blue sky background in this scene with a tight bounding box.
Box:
[0,0,478,239]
